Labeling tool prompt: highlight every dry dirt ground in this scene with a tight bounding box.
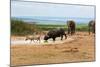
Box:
[11,32,95,66]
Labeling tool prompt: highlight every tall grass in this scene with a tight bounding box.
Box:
[11,19,37,36]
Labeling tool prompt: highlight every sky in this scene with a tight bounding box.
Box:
[11,1,95,18]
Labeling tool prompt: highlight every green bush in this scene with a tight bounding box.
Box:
[11,19,37,36]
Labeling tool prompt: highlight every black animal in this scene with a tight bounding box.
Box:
[67,20,76,35]
[44,28,67,41]
[88,20,95,35]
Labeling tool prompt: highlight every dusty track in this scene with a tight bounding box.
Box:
[11,32,95,66]
[11,35,74,45]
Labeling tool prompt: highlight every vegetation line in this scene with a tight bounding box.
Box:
[11,19,89,36]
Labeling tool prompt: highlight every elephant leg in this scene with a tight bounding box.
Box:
[72,28,75,35]
[88,27,90,35]
[68,28,70,35]
[93,28,95,34]
[64,34,67,39]
[71,32,73,35]
[92,27,95,34]
[73,28,75,34]
[71,29,73,35]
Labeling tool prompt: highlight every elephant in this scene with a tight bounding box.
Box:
[67,20,76,35]
[88,20,95,35]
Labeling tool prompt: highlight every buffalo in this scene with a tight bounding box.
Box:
[88,20,95,35]
[44,28,67,41]
[67,20,76,35]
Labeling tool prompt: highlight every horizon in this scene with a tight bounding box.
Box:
[11,16,94,25]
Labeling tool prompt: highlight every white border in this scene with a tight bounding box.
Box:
[0,0,10,67]
[0,0,98,67]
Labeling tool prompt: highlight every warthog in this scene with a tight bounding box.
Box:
[25,35,41,42]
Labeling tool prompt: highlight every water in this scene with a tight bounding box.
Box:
[11,16,94,25]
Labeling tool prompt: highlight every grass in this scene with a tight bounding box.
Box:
[11,19,89,36]
[37,24,89,31]
[37,24,67,31]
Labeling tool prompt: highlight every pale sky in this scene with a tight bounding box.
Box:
[11,1,95,18]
